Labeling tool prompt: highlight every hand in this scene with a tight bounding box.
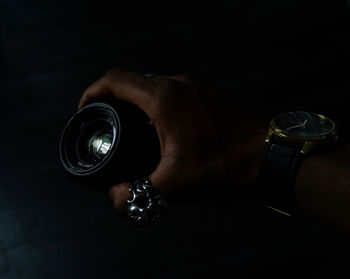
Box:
[78,68,268,215]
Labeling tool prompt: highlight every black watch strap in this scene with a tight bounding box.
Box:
[259,140,303,216]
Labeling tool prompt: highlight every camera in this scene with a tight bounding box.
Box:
[59,99,160,191]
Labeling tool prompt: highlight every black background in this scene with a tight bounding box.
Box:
[1,0,350,278]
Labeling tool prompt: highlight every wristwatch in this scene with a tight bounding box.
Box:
[259,111,338,216]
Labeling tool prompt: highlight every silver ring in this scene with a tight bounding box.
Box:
[127,178,169,226]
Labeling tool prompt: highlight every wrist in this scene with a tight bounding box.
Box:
[222,116,269,186]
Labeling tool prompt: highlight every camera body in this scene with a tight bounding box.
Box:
[59,99,160,191]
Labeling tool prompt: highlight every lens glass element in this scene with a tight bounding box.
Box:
[88,131,113,161]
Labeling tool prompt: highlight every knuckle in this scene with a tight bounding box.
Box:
[157,78,179,94]
[105,67,123,80]
[154,78,195,104]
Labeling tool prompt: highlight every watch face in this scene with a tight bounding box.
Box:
[272,111,336,138]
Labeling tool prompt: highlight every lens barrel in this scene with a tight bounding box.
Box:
[59,99,160,191]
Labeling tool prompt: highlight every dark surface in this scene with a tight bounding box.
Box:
[1,1,350,278]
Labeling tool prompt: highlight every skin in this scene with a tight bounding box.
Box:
[79,68,350,236]
[296,145,350,236]
[78,68,268,210]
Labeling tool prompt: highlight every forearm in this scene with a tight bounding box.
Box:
[296,143,350,235]
[211,93,350,235]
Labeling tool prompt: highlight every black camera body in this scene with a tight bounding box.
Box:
[59,99,160,191]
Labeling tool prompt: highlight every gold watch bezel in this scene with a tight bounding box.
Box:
[265,112,338,154]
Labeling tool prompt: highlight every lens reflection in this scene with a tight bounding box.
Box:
[88,131,113,161]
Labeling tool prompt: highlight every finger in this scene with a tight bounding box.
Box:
[78,78,112,109]
[153,73,195,88]
[109,157,176,214]
[166,74,193,87]
[79,68,156,112]
[108,182,132,215]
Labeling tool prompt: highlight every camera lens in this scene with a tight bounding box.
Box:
[59,101,160,189]
[59,103,120,176]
